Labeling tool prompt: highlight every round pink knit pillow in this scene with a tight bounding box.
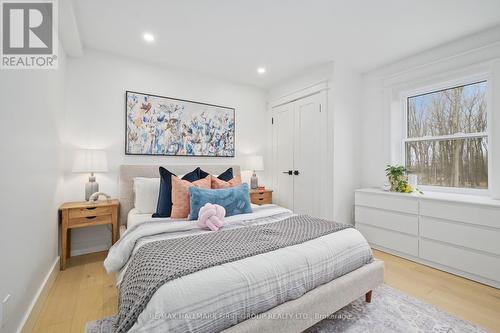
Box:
[197,203,226,231]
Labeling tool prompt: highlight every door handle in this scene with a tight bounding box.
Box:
[282,170,293,175]
[294,170,300,175]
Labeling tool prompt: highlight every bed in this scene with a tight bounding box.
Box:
[106,164,384,333]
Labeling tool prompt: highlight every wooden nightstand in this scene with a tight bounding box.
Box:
[59,199,119,270]
[249,189,273,205]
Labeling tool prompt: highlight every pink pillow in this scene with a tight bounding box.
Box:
[197,203,225,231]
[171,175,211,218]
[211,174,242,189]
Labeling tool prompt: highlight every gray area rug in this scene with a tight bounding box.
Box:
[86,284,488,333]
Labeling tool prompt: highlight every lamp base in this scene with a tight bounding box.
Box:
[250,171,258,189]
[85,174,99,201]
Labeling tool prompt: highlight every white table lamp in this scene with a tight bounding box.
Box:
[72,149,108,200]
[247,155,264,189]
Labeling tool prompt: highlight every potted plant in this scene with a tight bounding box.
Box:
[385,165,417,193]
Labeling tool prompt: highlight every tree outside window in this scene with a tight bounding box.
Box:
[405,81,488,189]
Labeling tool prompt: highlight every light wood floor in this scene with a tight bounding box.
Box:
[30,249,500,333]
[374,249,500,332]
[32,252,117,333]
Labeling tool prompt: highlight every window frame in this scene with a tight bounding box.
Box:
[400,73,491,195]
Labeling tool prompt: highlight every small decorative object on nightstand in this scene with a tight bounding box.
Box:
[59,199,119,270]
[250,188,272,205]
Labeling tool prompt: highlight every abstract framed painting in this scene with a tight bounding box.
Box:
[125,91,235,157]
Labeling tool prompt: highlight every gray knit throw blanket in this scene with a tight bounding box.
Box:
[115,215,352,332]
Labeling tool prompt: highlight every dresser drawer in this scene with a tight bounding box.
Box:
[69,206,113,219]
[355,206,418,235]
[68,214,112,228]
[250,192,272,205]
[420,200,500,228]
[355,191,418,214]
[420,217,500,255]
[420,239,500,282]
[356,223,418,257]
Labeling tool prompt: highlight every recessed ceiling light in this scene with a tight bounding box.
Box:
[143,33,155,42]
[257,67,266,74]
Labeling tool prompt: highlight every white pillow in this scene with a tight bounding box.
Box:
[133,177,160,214]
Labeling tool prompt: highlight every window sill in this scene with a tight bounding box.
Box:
[357,187,500,208]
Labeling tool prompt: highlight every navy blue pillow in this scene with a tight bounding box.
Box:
[199,167,233,181]
[153,167,200,218]
[189,183,252,220]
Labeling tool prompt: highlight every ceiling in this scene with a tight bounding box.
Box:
[72,0,500,89]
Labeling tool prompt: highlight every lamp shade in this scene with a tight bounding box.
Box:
[72,149,108,173]
[247,155,264,171]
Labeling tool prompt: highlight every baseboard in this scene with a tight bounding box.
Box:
[17,256,60,333]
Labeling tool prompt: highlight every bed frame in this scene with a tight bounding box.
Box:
[118,164,384,332]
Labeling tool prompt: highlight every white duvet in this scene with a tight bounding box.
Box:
[104,205,373,332]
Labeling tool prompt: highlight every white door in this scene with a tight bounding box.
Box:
[293,93,325,216]
[272,103,295,210]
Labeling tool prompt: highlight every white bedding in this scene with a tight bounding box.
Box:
[106,205,372,332]
[125,204,262,230]
[127,208,159,229]
[133,177,160,214]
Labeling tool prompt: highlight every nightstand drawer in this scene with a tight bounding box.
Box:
[69,206,112,219]
[250,192,272,205]
[68,214,112,228]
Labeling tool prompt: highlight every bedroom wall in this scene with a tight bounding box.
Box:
[0,49,67,332]
[330,63,363,224]
[63,49,269,255]
[267,62,362,224]
[360,26,500,200]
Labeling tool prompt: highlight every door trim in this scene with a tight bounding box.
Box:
[270,80,329,108]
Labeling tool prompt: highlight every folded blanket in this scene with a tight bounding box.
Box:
[114,215,353,333]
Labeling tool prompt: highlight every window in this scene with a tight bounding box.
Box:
[404,81,488,189]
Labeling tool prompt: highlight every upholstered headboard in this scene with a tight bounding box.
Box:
[119,164,241,225]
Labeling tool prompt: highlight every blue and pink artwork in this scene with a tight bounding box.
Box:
[125,91,235,157]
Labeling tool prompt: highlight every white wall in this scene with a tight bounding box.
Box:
[331,63,362,224]
[267,62,362,224]
[360,26,500,199]
[63,49,268,255]
[0,51,66,332]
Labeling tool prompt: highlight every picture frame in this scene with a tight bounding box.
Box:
[125,91,235,157]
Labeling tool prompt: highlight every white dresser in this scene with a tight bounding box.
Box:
[355,188,500,288]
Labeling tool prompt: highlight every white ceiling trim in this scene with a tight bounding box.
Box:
[365,25,500,80]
